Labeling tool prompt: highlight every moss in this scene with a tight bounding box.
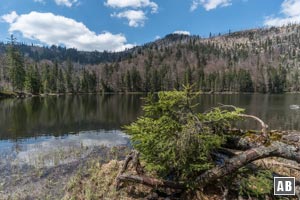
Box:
[269,132,282,141]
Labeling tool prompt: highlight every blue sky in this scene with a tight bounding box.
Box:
[0,0,299,51]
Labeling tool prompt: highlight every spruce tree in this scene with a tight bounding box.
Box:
[57,68,65,93]
[42,64,50,93]
[7,35,25,92]
[66,59,74,93]
[124,85,244,182]
[24,64,41,94]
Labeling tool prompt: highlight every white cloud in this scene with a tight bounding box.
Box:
[105,0,158,27]
[1,11,18,23]
[154,35,160,40]
[34,0,45,3]
[281,0,300,16]
[190,1,199,11]
[111,10,147,27]
[1,11,134,52]
[190,0,231,11]
[54,0,78,7]
[105,0,158,13]
[264,15,300,26]
[264,0,300,26]
[173,30,191,35]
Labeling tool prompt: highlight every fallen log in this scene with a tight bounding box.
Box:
[195,141,300,188]
[225,131,300,150]
[117,141,300,191]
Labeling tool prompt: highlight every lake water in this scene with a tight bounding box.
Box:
[1,94,300,167]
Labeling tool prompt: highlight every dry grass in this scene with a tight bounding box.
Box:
[63,160,151,200]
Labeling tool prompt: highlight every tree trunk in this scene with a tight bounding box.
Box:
[195,141,300,188]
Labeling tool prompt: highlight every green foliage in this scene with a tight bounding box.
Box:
[124,85,244,182]
[42,64,51,93]
[24,64,41,94]
[57,68,66,93]
[4,25,300,94]
[238,168,273,198]
[66,59,74,93]
[7,35,25,92]
[81,69,97,93]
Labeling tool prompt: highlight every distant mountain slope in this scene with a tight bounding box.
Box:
[95,24,300,93]
[0,24,300,93]
[0,42,133,64]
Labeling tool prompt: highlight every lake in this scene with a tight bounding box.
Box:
[1,93,300,167]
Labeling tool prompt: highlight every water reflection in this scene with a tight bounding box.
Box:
[0,94,144,140]
[1,94,300,142]
[197,94,300,131]
[1,94,300,160]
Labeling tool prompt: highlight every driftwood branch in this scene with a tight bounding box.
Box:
[238,114,268,139]
[117,141,300,191]
[116,150,185,190]
[116,150,144,190]
[195,141,300,188]
[206,104,269,140]
[117,174,186,190]
[226,131,300,150]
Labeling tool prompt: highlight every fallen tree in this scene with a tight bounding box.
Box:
[116,86,300,199]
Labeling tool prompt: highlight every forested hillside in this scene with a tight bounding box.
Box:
[1,24,300,94]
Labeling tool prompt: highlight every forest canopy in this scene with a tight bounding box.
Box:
[1,24,300,95]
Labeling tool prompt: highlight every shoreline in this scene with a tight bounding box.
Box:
[2,90,300,99]
[0,146,129,199]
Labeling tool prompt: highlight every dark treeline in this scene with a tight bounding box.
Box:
[0,36,99,94]
[0,42,133,65]
[1,24,300,94]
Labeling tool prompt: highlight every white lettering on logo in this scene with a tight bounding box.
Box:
[286,181,292,191]
[277,181,284,192]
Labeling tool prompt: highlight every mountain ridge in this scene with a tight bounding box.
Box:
[0,24,300,94]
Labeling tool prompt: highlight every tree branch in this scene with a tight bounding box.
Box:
[116,150,143,190]
[214,104,269,139]
[238,114,268,139]
[117,141,300,192]
[117,174,186,190]
[195,141,300,188]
